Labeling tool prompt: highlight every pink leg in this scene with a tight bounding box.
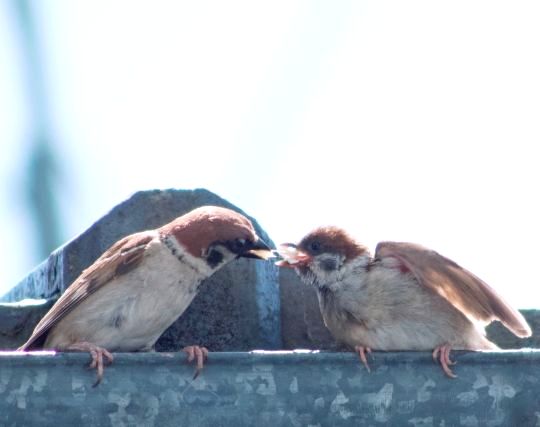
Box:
[182,345,209,379]
[67,341,114,387]
[354,345,373,373]
[432,343,457,378]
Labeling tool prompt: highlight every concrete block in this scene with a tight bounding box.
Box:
[487,309,540,349]
[279,268,334,350]
[0,300,54,350]
[0,189,280,351]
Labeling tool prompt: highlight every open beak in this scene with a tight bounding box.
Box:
[241,238,275,260]
[274,243,311,268]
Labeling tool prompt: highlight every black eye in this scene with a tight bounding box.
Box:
[310,241,321,253]
[228,238,249,254]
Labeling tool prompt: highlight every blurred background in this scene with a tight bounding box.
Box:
[0,1,538,307]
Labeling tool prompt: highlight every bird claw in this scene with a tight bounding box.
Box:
[67,341,114,387]
[354,345,373,373]
[432,344,457,378]
[182,345,209,379]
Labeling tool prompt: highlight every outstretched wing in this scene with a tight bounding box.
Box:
[18,232,155,350]
[375,241,531,337]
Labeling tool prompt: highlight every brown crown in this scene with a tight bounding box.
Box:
[160,206,257,258]
[298,226,369,260]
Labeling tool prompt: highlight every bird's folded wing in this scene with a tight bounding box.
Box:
[375,241,531,337]
[18,232,155,350]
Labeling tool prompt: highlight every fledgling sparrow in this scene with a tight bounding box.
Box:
[276,226,531,377]
[18,206,273,385]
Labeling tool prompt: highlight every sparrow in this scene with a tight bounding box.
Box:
[276,226,531,378]
[18,206,273,385]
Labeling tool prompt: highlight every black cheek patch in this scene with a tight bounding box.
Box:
[320,258,338,272]
[206,249,224,268]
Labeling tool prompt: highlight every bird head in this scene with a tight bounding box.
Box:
[162,206,274,270]
[276,226,369,288]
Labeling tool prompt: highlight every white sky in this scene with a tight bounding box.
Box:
[1,1,539,308]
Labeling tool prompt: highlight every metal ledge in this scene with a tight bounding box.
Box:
[1,350,539,426]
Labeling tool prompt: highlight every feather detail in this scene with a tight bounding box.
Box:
[375,241,531,338]
[18,232,155,350]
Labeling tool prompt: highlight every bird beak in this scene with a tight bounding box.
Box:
[240,238,275,260]
[274,243,311,268]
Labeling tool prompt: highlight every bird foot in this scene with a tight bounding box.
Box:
[66,341,114,387]
[182,345,209,379]
[432,343,457,378]
[354,345,373,373]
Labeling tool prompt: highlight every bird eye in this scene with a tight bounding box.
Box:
[310,241,321,252]
[235,238,247,250]
[227,238,249,254]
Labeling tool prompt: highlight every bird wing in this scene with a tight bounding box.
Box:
[18,232,155,350]
[375,241,531,337]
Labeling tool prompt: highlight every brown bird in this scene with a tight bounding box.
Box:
[18,206,273,385]
[276,226,531,377]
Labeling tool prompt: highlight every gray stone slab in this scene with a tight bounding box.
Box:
[487,309,540,348]
[1,350,539,426]
[0,300,54,351]
[280,268,335,350]
[0,189,280,351]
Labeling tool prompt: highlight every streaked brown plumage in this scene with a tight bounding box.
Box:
[19,206,273,385]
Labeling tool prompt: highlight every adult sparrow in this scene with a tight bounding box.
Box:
[19,206,273,385]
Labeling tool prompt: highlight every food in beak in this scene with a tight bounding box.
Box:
[247,248,275,260]
[274,244,311,267]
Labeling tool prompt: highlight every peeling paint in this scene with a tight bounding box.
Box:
[8,375,34,409]
[289,376,298,393]
[417,379,436,402]
[71,377,87,400]
[142,395,160,426]
[3,371,46,411]
[397,399,415,414]
[256,374,277,396]
[456,390,479,407]
[330,391,354,419]
[314,397,325,410]
[108,391,134,427]
[0,368,11,393]
[473,373,488,389]
[159,389,181,409]
[486,410,505,427]
[460,415,479,427]
[324,366,344,387]
[488,375,516,409]
[32,371,47,392]
[234,364,277,396]
[408,416,433,427]
[366,383,394,423]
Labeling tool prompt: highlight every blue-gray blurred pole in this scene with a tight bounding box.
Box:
[7,0,63,259]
